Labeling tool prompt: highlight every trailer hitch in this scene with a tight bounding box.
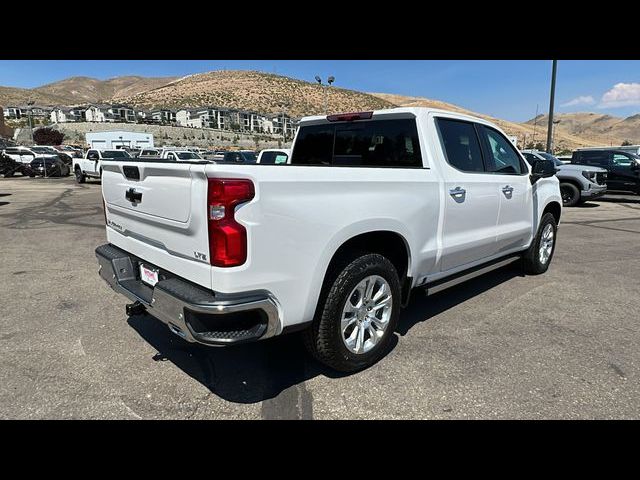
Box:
[125,301,146,316]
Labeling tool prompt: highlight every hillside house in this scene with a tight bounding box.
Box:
[50,107,86,123]
[150,109,176,125]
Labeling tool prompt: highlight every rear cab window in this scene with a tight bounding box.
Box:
[290,118,422,168]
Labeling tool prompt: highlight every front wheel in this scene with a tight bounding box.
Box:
[522,212,557,275]
[75,168,85,184]
[303,253,401,372]
[560,183,580,207]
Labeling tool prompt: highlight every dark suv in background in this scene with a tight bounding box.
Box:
[572,149,640,194]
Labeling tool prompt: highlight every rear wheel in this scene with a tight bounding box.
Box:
[303,253,401,372]
[75,167,85,184]
[522,212,557,275]
[560,182,580,207]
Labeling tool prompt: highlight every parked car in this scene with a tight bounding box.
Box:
[3,146,55,165]
[521,150,607,206]
[30,157,70,177]
[138,149,205,162]
[571,149,640,194]
[0,152,34,177]
[221,150,258,163]
[96,107,561,372]
[256,148,291,164]
[73,149,132,183]
[29,146,73,166]
[139,148,161,159]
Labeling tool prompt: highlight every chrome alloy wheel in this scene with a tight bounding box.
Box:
[341,275,392,354]
[539,223,554,265]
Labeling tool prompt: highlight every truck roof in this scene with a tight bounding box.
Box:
[298,107,489,125]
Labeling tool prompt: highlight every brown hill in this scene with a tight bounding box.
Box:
[372,93,606,150]
[33,76,178,104]
[0,85,69,106]
[524,112,640,146]
[0,76,177,107]
[119,70,394,117]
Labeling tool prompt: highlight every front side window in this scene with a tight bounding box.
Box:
[522,152,538,166]
[612,153,634,167]
[436,118,485,173]
[480,126,525,175]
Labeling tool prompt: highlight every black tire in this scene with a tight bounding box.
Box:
[522,212,557,275]
[75,167,85,184]
[560,182,580,207]
[4,171,14,178]
[303,253,401,372]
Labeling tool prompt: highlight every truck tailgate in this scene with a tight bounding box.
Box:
[101,161,212,289]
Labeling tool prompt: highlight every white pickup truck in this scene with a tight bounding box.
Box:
[74,149,132,183]
[96,107,561,371]
[138,148,204,162]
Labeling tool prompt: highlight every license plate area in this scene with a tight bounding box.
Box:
[140,264,159,287]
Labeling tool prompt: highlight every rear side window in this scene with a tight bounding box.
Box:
[291,119,422,168]
[578,151,610,167]
[436,118,485,172]
[479,126,526,175]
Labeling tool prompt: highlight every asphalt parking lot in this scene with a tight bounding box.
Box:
[1,175,639,419]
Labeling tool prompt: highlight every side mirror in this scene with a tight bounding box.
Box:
[530,159,557,184]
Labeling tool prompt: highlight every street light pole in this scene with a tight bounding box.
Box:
[546,60,558,153]
[315,75,335,115]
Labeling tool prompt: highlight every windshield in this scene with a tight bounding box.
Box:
[535,151,563,166]
[30,147,51,153]
[175,152,202,160]
[102,150,131,159]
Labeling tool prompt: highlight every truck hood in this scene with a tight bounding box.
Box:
[557,164,607,173]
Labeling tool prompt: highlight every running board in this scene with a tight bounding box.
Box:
[425,254,521,296]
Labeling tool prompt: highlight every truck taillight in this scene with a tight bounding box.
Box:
[207,178,255,267]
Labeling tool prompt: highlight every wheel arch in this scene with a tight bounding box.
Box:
[308,229,413,321]
[542,200,562,225]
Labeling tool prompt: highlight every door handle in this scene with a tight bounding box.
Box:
[502,185,514,196]
[449,187,466,198]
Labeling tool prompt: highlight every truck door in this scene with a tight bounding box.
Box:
[85,150,99,174]
[476,125,533,253]
[434,117,500,271]
[611,153,640,192]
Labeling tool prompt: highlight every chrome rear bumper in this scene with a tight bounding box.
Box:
[95,244,281,345]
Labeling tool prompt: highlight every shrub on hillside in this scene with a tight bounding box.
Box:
[33,127,64,145]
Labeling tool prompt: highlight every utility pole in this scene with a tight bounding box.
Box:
[551,120,561,154]
[532,104,539,148]
[546,60,557,153]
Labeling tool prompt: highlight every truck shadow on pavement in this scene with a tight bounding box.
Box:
[127,264,520,405]
[127,314,350,405]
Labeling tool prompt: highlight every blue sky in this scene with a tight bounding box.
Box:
[1,60,639,122]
